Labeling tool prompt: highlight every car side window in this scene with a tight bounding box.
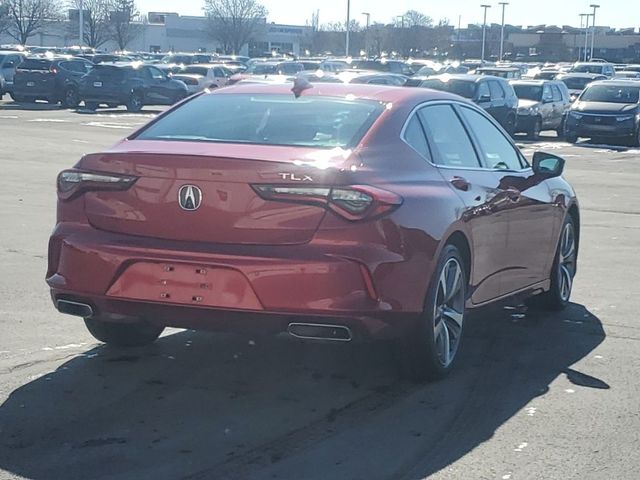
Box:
[542,84,553,102]
[489,81,505,100]
[458,106,525,170]
[476,82,490,100]
[213,68,224,78]
[551,85,562,102]
[147,67,165,80]
[368,78,389,85]
[403,115,430,160]
[417,105,481,168]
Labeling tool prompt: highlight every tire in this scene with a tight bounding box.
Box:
[566,133,578,144]
[528,117,542,140]
[394,244,467,382]
[84,316,164,347]
[84,101,99,111]
[555,128,564,140]
[529,216,577,311]
[126,91,143,112]
[61,87,80,109]
[633,128,640,148]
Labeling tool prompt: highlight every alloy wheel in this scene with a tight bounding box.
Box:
[433,258,465,367]
[558,222,577,302]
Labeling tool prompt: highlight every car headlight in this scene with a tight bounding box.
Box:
[517,106,539,115]
[616,115,634,122]
[569,111,583,119]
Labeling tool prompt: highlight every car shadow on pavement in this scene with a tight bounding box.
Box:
[0,101,62,111]
[0,302,605,480]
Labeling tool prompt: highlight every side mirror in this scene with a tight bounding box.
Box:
[532,151,565,177]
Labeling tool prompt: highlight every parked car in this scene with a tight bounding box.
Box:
[170,64,233,94]
[12,56,93,107]
[476,66,522,79]
[244,61,305,76]
[565,79,640,146]
[160,53,212,65]
[48,83,578,380]
[511,79,571,139]
[614,71,640,80]
[534,70,561,80]
[0,50,26,98]
[78,63,188,112]
[350,59,415,76]
[419,74,518,134]
[570,62,616,78]
[556,73,608,102]
[339,71,408,85]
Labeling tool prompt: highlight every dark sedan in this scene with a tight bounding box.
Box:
[78,63,188,112]
[565,80,640,146]
[418,74,519,135]
[48,83,579,381]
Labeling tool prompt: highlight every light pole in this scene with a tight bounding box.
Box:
[589,4,600,61]
[480,4,491,63]
[78,0,84,47]
[583,13,591,61]
[345,0,351,57]
[362,12,370,29]
[499,2,508,61]
[578,14,588,61]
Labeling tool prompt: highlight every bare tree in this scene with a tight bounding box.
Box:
[67,0,111,48]
[108,0,141,50]
[395,10,433,28]
[4,0,61,45]
[204,0,267,55]
[0,2,10,35]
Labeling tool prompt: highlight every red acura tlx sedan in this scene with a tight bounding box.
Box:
[47,82,579,380]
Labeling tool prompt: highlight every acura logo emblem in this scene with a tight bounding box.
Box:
[178,185,202,211]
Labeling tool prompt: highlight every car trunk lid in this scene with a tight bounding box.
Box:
[76,141,354,245]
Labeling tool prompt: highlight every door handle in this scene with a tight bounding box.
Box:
[450,176,470,192]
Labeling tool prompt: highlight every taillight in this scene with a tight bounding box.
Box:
[57,170,137,200]
[252,185,402,221]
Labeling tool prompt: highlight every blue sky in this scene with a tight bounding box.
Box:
[137,0,638,29]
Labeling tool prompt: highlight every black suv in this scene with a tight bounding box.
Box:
[78,63,188,112]
[510,80,572,139]
[418,75,519,134]
[565,79,640,146]
[12,56,93,107]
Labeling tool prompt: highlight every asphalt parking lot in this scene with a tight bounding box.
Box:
[0,99,639,480]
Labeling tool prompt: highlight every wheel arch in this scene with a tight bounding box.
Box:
[443,230,472,286]
[568,202,581,259]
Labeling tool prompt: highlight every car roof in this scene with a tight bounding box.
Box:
[208,82,464,106]
[557,73,606,79]
[593,79,640,87]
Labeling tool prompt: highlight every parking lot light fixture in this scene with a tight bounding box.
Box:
[480,5,491,62]
[589,4,600,61]
[499,2,508,61]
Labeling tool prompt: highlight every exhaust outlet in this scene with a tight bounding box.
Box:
[287,323,352,342]
[56,299,94,318]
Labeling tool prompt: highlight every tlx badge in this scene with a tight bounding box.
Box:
[278,173,314,181]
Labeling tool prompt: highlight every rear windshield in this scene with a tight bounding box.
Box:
[560,77,596,90]
[87,66,126,79]
[572,64,605,74]
[421,79,476,99]
[512,84,542,101]
[134,93,384,149]
[580,84,640,104]
[183,67,209,76]
[17,58,52,71]
[246,64,278,74]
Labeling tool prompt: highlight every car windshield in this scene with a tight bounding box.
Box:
[246,64,278,74]
[572,65,605,74]
[421,79,476,99]
[135,94,384,149]
[161,55,190,64]
[561,77,596,90]
[513,85,543,101]
[183,67,209,76]
[580,85,640,104]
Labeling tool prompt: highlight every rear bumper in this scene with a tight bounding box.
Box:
[47,223,428,339]
[79,88,127,104]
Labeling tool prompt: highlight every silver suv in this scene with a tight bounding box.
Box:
[0,51,26,98]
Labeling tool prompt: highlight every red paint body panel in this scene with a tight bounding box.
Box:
[47,83,578,339]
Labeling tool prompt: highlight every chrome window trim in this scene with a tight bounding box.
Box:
[400,99,531,173]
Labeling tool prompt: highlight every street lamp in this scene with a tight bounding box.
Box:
[582,13,591,61]
[499,2,508,61]
[480,4,491,63]
[345,0,351,57]
[362,12,370,29]
[578,13,588,61]
[79,0,84,47]
[589,4,600,61]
